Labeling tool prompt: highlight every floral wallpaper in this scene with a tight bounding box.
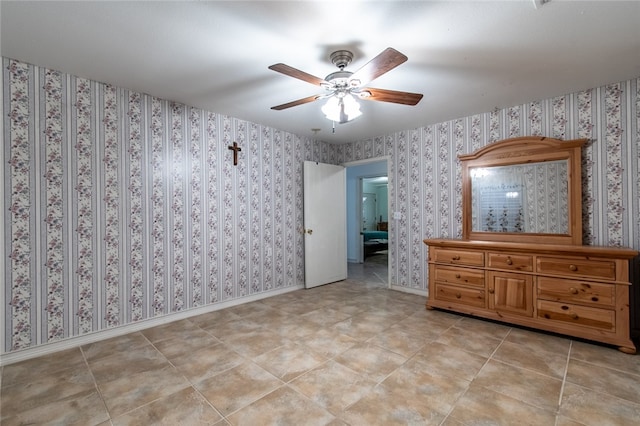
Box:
[2,58,328,354]
[2,56,639,357]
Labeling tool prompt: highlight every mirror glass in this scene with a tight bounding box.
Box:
[470,160,569,234]
[460,136,585,245]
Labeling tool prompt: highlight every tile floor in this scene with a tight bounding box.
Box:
[2,257,640,425]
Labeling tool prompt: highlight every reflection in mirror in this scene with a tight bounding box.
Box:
[470,160,568,234]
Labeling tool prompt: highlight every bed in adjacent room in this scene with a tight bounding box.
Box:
[362,230,388,259]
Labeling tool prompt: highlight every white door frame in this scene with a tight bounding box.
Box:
[344,156,391,287]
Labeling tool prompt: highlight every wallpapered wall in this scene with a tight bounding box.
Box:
[336,77,639,295]
[2,56,639,357]
[2,58,336,354]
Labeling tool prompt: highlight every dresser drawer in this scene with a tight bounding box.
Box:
[433,265,484,288]
[432,248,484,267]
[488,252,533,272]
[434,283,485,308]
[537,257,616,280]
[537,300,615,331]
[537,277,615,308]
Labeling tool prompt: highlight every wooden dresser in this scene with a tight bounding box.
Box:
[425,239,638,353]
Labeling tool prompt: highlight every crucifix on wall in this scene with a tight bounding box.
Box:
[228,141,241,166]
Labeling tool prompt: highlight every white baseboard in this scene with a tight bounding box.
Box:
[390,284,428,297]
[0,285,303,367]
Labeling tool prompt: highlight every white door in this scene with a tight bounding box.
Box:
[362,192,377,231]
[303,161,347,288]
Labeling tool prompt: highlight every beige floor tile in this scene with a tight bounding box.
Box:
[111,387,222,426]
[257,292,301,308]
[188,308,242,328]
[222,328,291,358]
[367,327,428,357]
[81,332,150,362]
[253,341,327,382]
[331,316,392,341]
[268,317,324,339]
[439,416,466,426]
[492,340,569,379]
[225,300,280,317]
[195,361,282,416]
[300,306,354,326]
[353,310,409,328]
[504,327,572,355]
[559,382,640,425]
[201,316,265,340]
[387,314,453,339]
[98,364,190,417]
[456,316,513,340]
[277,299,327,315]
[142,318,202,343]
[300,328,359,358]
[381,361,471,415]
[448,386,557,425]
[341,383,446,425]
[1,389,109,426]
[471,359,563,411]
[333,342,407,383]
[289,360,376,415]
[1,348,86,387]
[153,331,221,361]
[172,343,244,382]
[331,300,369,316]
[1,367,97,419]
[88,343,170,384]
[412,341,489,381]
[566,358,640,404]
[227,385,336,425]
[554,415,587,426]
[570,340,640,376]
[436,324,505,357]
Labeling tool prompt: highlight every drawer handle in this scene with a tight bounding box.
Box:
[455,292,462,299]
[569,287,579,295]
[569,264,578,272]
[488,288,495,294]
[452,255,461,261]
[506,257,513,265]
[570,313,579,320]
[455,274,461,279]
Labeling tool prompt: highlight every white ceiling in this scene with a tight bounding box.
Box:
[2,1,639,144]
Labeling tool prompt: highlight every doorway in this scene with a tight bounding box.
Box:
[345,158,390,285]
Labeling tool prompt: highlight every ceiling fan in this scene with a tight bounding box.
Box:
[268,47,423,124]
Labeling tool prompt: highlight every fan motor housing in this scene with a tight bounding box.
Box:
[329,50,353,69]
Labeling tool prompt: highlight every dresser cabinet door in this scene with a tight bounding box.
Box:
[487,271,534,317]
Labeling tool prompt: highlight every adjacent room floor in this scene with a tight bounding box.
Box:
[2,260,639,425]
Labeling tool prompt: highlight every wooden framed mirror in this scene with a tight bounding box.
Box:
[460,136,587,245]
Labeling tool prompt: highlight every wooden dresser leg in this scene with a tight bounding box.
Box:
[618,346,637,355]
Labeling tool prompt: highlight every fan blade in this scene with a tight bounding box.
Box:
[361,88,423,106]
[350,48,408,86]
[268,63,328,86]
[271,95,321,110]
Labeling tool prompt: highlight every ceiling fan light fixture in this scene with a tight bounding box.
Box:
[322,94,362,123]
[343,94,362,118]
